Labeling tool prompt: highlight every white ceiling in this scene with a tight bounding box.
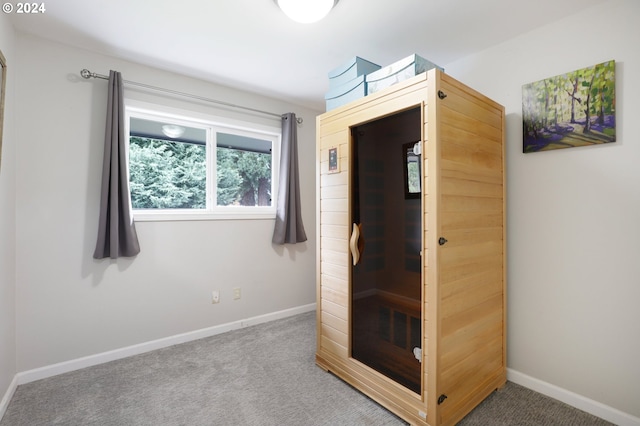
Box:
[8,0,608,111]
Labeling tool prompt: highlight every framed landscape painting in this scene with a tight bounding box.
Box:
[522,60,615,153]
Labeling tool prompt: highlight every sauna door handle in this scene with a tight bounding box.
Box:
[350,223,361,266]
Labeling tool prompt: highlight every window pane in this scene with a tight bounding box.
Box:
[216,133,272,207]
[126,109,279,219]
[129,136,206,209]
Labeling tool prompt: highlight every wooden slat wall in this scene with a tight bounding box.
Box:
[316,75,432,372]
[434,73,506,426]
[318,128,350,361]
[422,96,432,411]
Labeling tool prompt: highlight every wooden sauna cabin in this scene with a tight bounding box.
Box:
[315,68,506,426]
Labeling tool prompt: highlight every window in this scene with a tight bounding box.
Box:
[126,104,280,220]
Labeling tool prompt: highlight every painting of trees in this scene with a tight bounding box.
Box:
[522,60,615,153]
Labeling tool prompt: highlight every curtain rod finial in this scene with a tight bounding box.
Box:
[80,69,93,79]
[282,114,304,125]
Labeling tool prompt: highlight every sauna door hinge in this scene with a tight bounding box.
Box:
[437,394,448,405]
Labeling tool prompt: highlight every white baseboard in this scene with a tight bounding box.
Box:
[16,303,316,386]
[508,368,640,426]
[0,375,17,421]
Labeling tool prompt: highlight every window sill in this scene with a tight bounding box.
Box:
[133,209,276,222]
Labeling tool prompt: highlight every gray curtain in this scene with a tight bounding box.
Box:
[93,70,140,259]
[272,113,307,244]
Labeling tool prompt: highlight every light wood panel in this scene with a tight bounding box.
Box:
[320,198,347,213]
[433,71,505,426]
[320,171,348,187]
[317,108,351,380]
[320,211,348,227]
[321,184,348,200]
[321,274,348,294]
[320,298,347,322]
[320,249,348,268]
[320,261,348,281]
[321,285,347,307]
[321,323,348,348]
[320,224,348,240]
[321,311,347,335]
[317,68,505,426]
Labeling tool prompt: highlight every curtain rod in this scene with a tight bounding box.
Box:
[79,69,303,124]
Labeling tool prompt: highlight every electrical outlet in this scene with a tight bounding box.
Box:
[233,287,241,300]
[211,290,220,304]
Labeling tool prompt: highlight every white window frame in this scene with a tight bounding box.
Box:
[125,100,281,222]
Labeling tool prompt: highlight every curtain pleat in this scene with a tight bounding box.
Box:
[93,70,140,259]
[272,113,307,244]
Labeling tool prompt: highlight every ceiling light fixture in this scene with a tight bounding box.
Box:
[276,0,339,24]
[161,124,186,139]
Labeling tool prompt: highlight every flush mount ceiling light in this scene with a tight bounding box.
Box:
[276,0,339,23]
[161,124,186,138]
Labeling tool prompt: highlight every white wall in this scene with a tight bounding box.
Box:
[14,34,320,372]
[444,0,640,419]
[0,13,16,416]
[8,1,640,422]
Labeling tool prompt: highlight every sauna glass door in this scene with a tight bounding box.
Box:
[350,107,422,394]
